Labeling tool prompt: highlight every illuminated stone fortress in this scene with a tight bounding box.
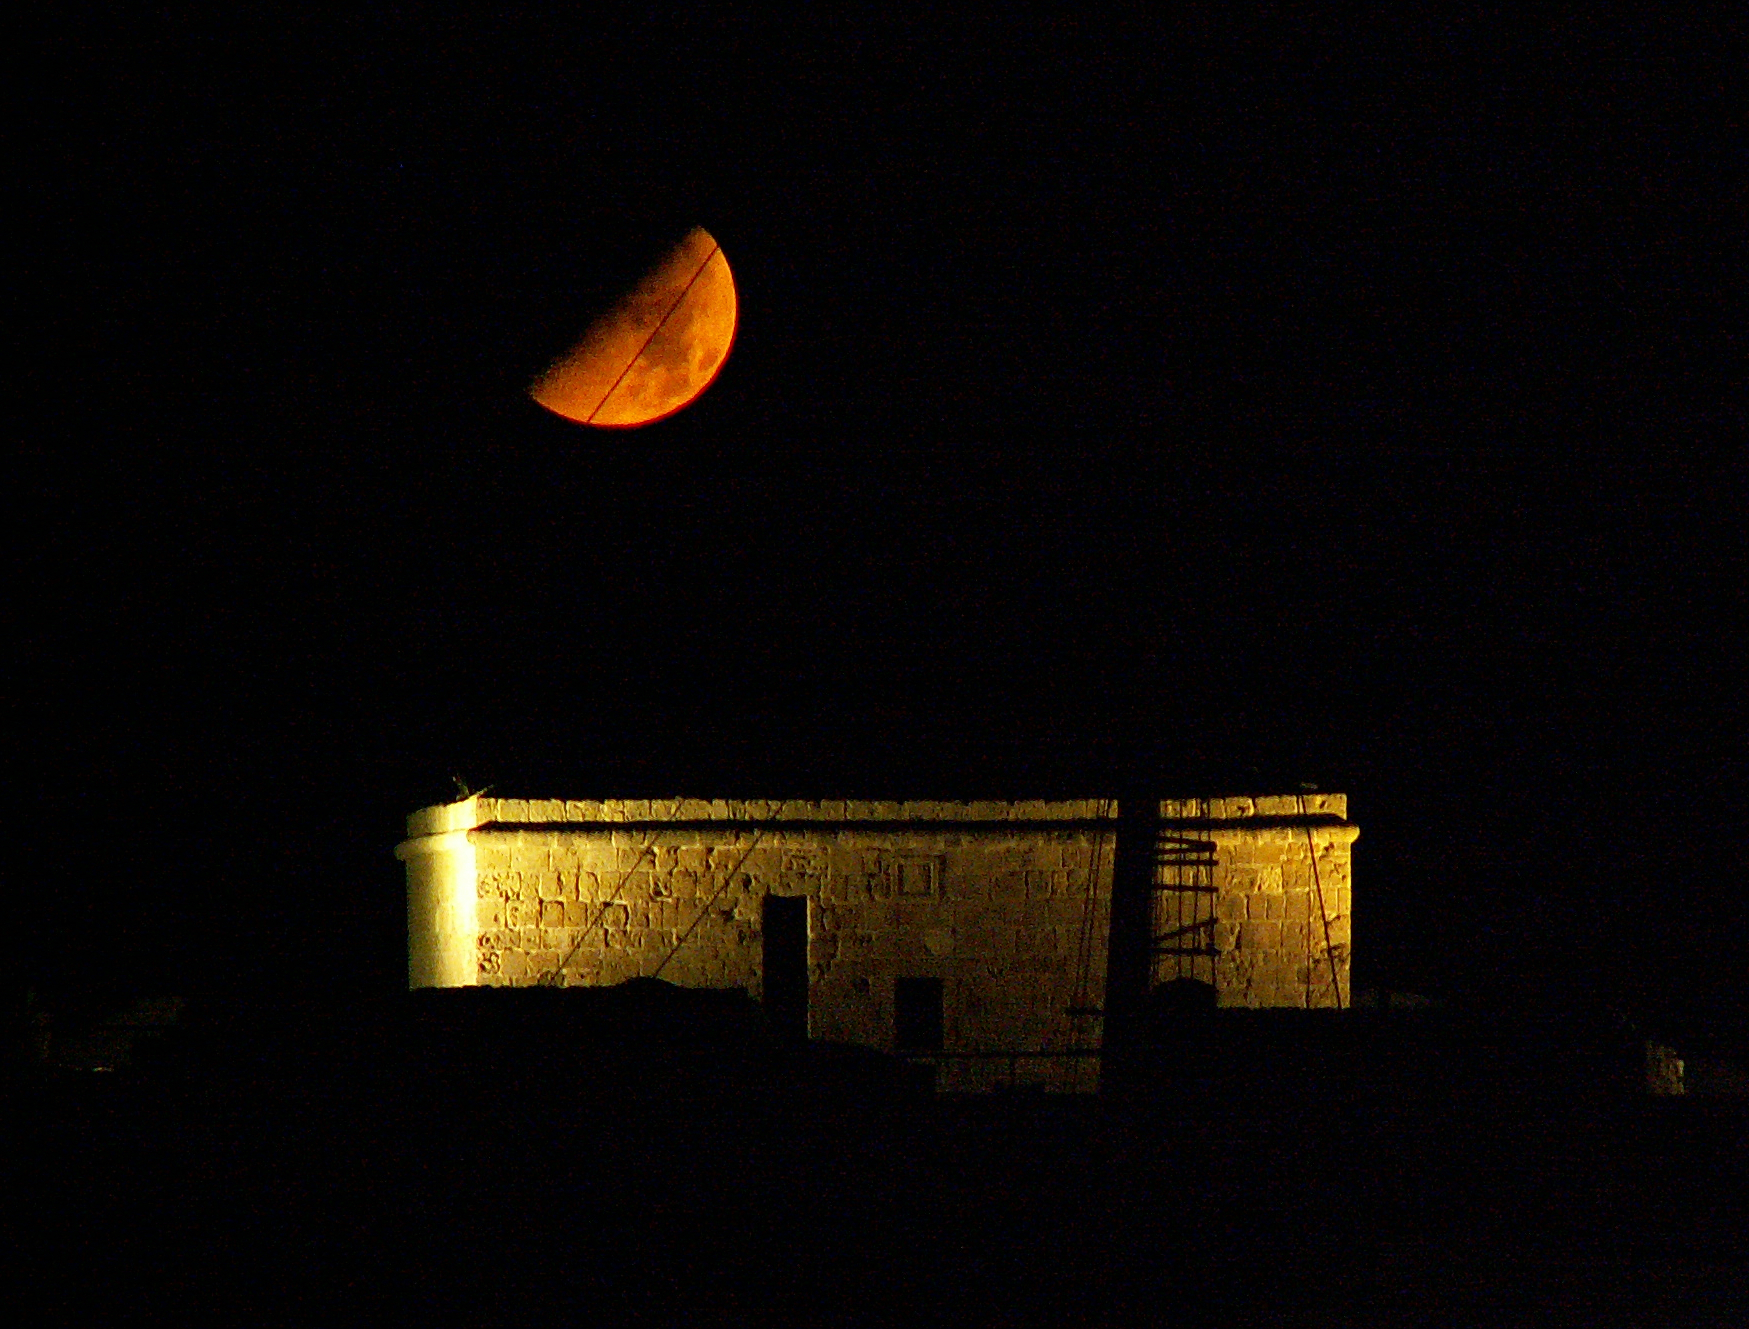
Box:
[399,795,1355,1089]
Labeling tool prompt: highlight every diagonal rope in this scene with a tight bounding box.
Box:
[539,834,659,986]
[651,830,765,980]
[1070,799,1114,1017]
[1299,793,1345,1009]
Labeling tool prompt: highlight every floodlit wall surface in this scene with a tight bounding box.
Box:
[398,797,1355,1090]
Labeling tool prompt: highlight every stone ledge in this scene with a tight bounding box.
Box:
[406,795,1350,835]
[1160,793,1348,820]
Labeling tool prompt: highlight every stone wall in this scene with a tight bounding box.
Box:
[397,796,1356,1090]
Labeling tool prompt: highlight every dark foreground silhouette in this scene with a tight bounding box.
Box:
[11,983,1746,1325]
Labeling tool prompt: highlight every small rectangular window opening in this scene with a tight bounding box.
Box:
[894,976,945,1052]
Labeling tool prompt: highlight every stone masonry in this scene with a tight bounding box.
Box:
[398,796,1356,1090]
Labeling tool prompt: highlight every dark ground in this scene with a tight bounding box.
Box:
[11,993,1747,1325]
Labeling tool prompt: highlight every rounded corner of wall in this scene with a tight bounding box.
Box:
[403,829,480,993]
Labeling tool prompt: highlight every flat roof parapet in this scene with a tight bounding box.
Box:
[405,794,1350,840]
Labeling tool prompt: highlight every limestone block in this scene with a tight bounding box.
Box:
[1215,895,1247,922]
[597,902,629,930]
[1243,980,1278,1008]
[1023,925,1065,955]
[781,847,828,882]
[1238,920,1282,951]
[886,894,935,928]
[874,929,927,963]
[1009,900,1048,932]
[958,926,1012,957]
[473,841,512,873]
[535,925,568,950]
[1226,838,1283,866]
[948,901,999,934]
[830,874,873,906]
[836,931,877,963]
[1046,899,1090,929]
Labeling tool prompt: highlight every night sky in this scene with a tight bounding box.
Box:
[21,15,1744,1050]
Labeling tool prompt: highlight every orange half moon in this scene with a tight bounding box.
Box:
[531,227,737,428]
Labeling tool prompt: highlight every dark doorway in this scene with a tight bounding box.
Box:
[894,977,945,1052]
[762,895,808,1041]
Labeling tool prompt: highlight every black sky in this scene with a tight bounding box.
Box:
[20,13,1744,1047]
